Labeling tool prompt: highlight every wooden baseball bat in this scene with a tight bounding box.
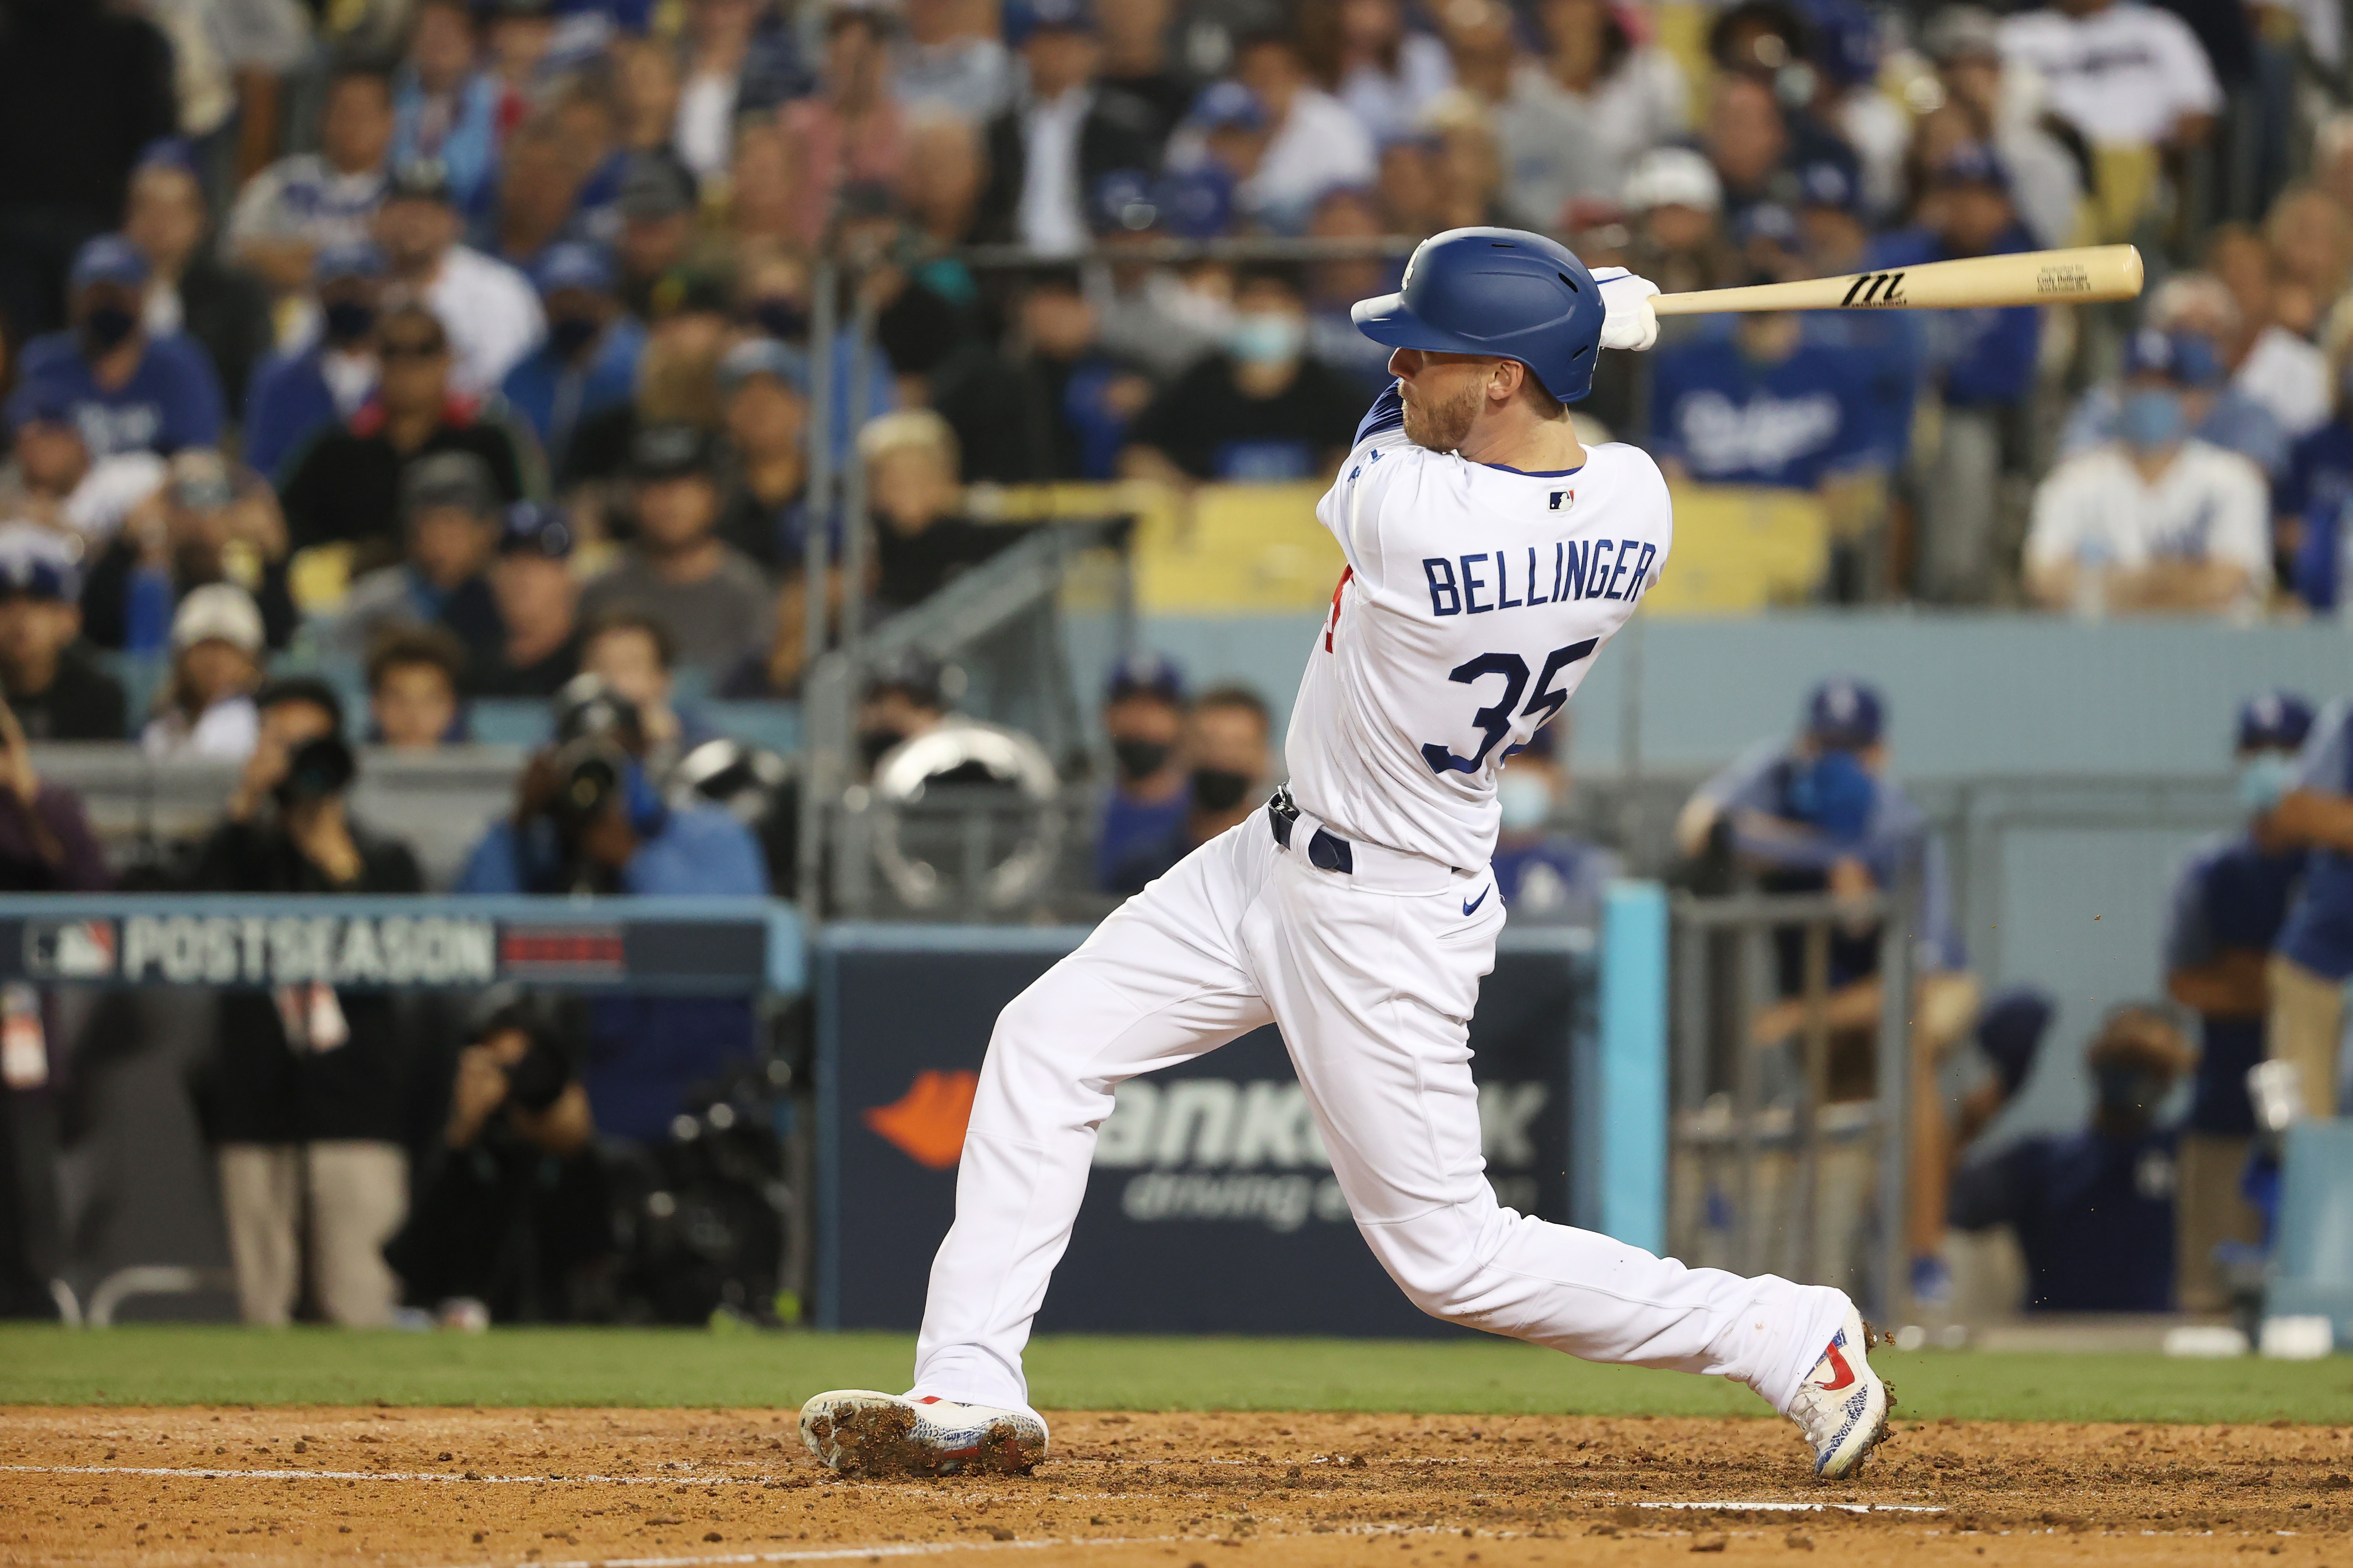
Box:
[1649,244,2143,316]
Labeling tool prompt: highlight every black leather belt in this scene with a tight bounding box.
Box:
[1266,786,1355,874]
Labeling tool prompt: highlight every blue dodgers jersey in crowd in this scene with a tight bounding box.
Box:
[18,330,225,457]
[1862,228,2041,407]
[1645,333,1885,489]
[2278,700,2353,979]
[1795,309,1922,474]
[2285,420,2353,610]
[2164,832,2308,1135]
[1948,1126,2180,1311]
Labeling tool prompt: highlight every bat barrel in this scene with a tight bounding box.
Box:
[1649,245,2144,316]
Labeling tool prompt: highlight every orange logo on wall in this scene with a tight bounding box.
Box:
[863,1070,980,1169]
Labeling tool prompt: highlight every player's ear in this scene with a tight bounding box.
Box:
[1488,359,1520,404]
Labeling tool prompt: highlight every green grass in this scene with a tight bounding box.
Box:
[2,1326,2349,1424]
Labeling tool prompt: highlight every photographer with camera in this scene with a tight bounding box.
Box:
[383,998,609,1325]
[193,678,426,1328]
[456,676,766,1140]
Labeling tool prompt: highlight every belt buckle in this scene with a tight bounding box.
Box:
[1266,786,1298,849]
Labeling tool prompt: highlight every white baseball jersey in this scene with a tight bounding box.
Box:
[1286,389,1673,869]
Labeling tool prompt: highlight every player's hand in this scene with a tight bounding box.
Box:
[1591,267,1660,352]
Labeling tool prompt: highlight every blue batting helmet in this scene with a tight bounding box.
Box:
[1350,227,1607,405]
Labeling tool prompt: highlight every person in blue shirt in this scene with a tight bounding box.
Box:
[242,243,387,482]
[1679,676,1976,1296]
[456,676,767,1142]
[1094,652,1190,892]
[499,243,645,475]
[1791,161,1922,480]
[391,0,505,215]
[1948,1005,2196,1312]
[1867,144,2040,602]
[2263,697,2353,1120]
[1491,722,1620,925]
[2163,690,2313,1312]
[16,236,224,459]
[1646,287,1901,550]
[2280,357,2353,605]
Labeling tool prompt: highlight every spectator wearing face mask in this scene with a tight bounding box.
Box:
[15,236,225,460]
[0,528,128,742]
[1104,684,1271,895]
[500,245,646,476]
[2059,279,2290,482]
[1678,677,1975,1301]
[1490,723,1619,925]
[2163,692,2312,1312]
[2025,330,2270,617]
[1094,653,1189,892]
[242,244,388,483]
[1948,1007,2198,1312]
[1120,264,1366,483]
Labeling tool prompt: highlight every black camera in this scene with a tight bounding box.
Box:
[273,733,356,809]
[546,736,627,836]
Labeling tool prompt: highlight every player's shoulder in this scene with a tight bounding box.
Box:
[1580,440,1672,504]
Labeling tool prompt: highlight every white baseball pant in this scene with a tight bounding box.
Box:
[911,809,1850,1417]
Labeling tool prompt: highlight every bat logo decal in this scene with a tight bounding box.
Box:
[1838,271,1908,308]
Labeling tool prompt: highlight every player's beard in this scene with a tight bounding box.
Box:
[1400,377,1483,453]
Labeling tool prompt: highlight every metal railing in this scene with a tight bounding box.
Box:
[1669,883,1917,1324]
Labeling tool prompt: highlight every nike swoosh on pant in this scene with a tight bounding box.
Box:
[1462,887,1489,917]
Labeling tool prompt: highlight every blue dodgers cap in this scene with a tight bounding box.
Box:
[533,241,616,297]
[2121,327,2225,389]
[1974,986,2055,1097]
[1352,226,1607,404]
[70,234,149,291]
[2238,690,2315,751]
[1796,158,1859,214]
[499,499,575,559]
[1931,141,2010,192]
[1804,676,1884,749]
[0,526,81,602]
[1151,166,1235,240]
[1189,79,1269,134]
[1106,650,1186,705]
[1004,0,1095,47]
[313,240,387,284]
[3,381,77,433]
[718,336,811,394]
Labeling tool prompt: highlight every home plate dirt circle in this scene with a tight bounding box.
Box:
[3,1406,2347,1566]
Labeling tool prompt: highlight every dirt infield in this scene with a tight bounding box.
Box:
[4,1405,2349,1567]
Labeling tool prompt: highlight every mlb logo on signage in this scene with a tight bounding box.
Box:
[24,920,117,979]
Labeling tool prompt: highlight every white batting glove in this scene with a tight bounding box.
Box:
[1591,266,1660,352]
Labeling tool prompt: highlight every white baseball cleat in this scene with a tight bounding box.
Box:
[798,1390,1048,1477]
[1786,1306,1891,1479]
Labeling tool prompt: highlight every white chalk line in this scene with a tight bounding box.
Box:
[1636,1500,1946,1515]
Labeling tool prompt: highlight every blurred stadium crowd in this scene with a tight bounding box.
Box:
[0,0,2349,1333]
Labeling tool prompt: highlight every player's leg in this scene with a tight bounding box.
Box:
[1243,855,1879,1471]
[2266,954,2344,1116]
[802,822,1278,1474]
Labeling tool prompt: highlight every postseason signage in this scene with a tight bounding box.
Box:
[0,898,786,993]
[819,925,1593,1335]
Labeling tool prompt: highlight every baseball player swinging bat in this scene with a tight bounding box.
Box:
[801,228,1947,1485]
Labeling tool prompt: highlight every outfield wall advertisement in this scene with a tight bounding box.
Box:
[816,924,1597,1335]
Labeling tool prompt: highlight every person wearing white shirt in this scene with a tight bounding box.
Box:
[1924,5,2086,249]
[2206,229,2332,436]
[1997,0,2221,149]
[1229,32,1377,230]
[372,161,546,399]
[1494,0,1688,233]
[2026,330,2271,616]
[1297,0,1454,145]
